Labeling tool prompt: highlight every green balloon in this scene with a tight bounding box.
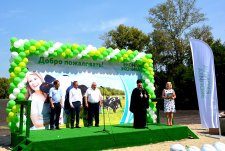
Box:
[10,62,18,68]
[14,56,22,64]
[18,72,26,79]
[19,52,26,58]
[44,42,51,49]
[145,54,152,59]
[129,54,134,59]
[61,44,67,50]
[92,56,98,61]
[116,53,122,58]
[151,94,156,99]
[56,48,63,54]
[24,42,31,49]
[21,88,27,95]
[10,82,16,89]
[39,46,46,52]
[77,46,83,52]
[8,100,16,108]
[102,51,108,56]
[133,50,139,55]
[34,50,40,55]
[9,67,14,73]
[22,68,28,73]
[30,39,37,45]
[13,77,21,85]
[149,102,155,108]
[18,47,25,53]
[120,49,126,54]
[53,52,58,57]
[73,50,79,55]
[13,116,19,123]
[6,108,12,113]
[17,93,25,101]
[10,37,18,44]
[147,117,153,123]
[98,55,104,60]
[10,47,17,52]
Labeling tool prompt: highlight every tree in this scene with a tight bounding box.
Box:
[147,0,207,70]
[211,40,225,109]
[101,24,150,51]
[0,77,9,99]
[146,0,214,109]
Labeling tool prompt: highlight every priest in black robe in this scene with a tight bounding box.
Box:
[130,79,149,128]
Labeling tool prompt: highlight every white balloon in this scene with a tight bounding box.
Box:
[11,52,19,58]
[152,86,156,91]
[18,83,25,89]
[115,48,120,53]
[13,88,20,95]
[170,144,186,151]
[77,54,82,59]
[145,79,150,84]
[48,48,55,54]
[14,41,21,48]
[201,144,217,151]
[82,50,87,55]
[53,42,62,49]
[9,94,16,100]
[105,56,110,61]
[213,142,225,151]
[22,78,27,84]
[43,51,49,57]
[187,146,200,151]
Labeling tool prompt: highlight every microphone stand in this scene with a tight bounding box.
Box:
[99,86,110,133]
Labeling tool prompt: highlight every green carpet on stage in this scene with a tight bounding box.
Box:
[15,124,198,151]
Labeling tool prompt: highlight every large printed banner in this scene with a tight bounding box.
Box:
[26,56,141,129]
[190,39,219,128]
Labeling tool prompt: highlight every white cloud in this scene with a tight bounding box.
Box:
[79,18,128,33]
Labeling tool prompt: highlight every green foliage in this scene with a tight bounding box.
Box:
[99,87,125,96]
[101,24,150,51]
[147,0,207,67]
[0,77,9,99]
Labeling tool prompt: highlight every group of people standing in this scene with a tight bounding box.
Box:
[26,71,176,130]
[130,80,176,128]
[25,71,103,130]
[49,81,102,130]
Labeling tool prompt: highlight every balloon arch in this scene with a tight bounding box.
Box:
[6,37,157,132]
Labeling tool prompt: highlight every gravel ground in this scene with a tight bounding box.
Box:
[1,99,224,151]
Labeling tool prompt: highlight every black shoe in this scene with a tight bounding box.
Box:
[95,125,99,127]
[50,128,54,130]
[55,127,60,130]
[71,126,74,129]
[76,126,81,128]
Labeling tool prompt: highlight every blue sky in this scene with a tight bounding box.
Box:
[1,0,225,78]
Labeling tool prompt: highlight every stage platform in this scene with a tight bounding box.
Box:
[13,123,198,151]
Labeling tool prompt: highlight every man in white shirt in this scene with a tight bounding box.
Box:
[69,81,82,128]
[84,82,102,127]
